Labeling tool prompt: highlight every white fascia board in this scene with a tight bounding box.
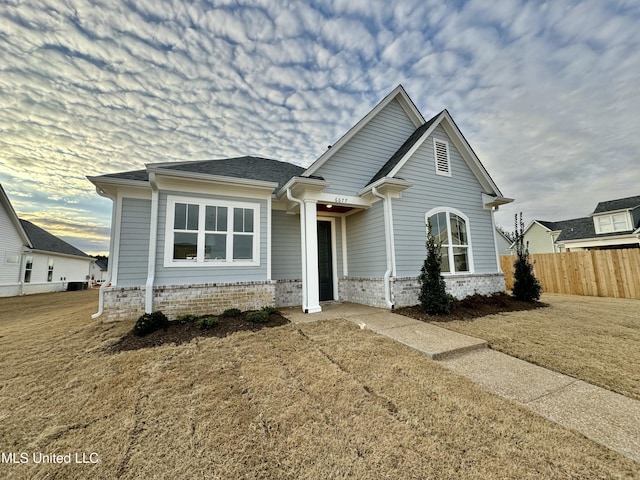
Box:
[303,85,424,177]
[277,176,330,198]
[0,184,32,247]
[482,193,514,209]
[560,234,640,249]
[148,167,278,191]
[87,175,149,189]
[358,177,413,197]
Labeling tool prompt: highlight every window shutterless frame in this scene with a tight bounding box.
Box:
[164,195,260,267]
[425,207,474,274]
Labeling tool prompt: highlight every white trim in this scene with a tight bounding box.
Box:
[490,208,502,273]
[145,173,159,313]
[0,184,32,247]
[425,207,475,275]
[303,85,424,177]
[341,215,348,276]
[317,216,339,301]
[304,200,321,313]
[163,195,260,268]
[267,195,272,280]
[371,186,394,309]
[433,137,452,177]
[111,192,125,285]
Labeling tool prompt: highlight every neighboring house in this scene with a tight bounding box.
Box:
[495,228,513,255]
[0,184,94,297]
[524,195,640,253]
[89,257,108,284]
[88,85,513,322]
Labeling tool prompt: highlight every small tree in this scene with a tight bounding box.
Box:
[512,213,542,301]
[419,219,452,314]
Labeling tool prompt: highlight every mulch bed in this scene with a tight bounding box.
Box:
[107,312,290,353]
[395,293,547,323]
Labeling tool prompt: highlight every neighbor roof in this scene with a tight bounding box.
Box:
[592,195,640,214]
[103,156,307,190]
[20,220,91,258]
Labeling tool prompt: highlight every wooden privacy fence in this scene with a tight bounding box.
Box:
[499,249,640,299]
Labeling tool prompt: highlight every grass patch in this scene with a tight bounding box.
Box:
[418,293,640,401]
[0,290,637,479]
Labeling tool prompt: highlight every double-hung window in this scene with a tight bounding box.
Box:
[165,196,259,267]
[595,213,630,234]
[426,208,473,274]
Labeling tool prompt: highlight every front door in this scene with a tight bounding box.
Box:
[317,220,334,301]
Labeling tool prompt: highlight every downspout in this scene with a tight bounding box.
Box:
[92,189,117,319]
[145,172,159,314]
[371,186,394,309]
[286,188,308,313]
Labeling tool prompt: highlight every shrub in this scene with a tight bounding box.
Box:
[197,316,219,329]
[512,213,542,302]
[418,219,452,315]
[133,311,169,337]
[247,311,270,323]
[261,306,278,315]
[176,313,199,324]
[221,308,242,318]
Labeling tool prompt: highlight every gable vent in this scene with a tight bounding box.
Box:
[434,139,451,176]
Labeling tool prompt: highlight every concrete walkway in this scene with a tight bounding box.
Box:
[280,302,640,464]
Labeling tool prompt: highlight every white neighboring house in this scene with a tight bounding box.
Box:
[0,184,94,297]
[523,195,640,253]
[89,257,108,284]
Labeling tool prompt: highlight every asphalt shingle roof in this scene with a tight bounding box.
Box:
[20,220,91,258]
[103,157,307,190]
[367,113,441,186]
[592,195,640,214]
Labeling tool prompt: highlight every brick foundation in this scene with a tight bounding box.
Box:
[274,279,303,307]
[102,281,276,322]
[338,277,388,308]
[391,273,506,307]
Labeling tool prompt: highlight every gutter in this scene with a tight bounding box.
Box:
[286,188,308,313]
[92,187,117,319]
[145,172,159,313]
[371,186,394,309]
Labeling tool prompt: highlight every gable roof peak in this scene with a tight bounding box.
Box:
[303,85,425,177]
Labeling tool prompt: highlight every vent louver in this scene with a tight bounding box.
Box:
[434,139,451,176]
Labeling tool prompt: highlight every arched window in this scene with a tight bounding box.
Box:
[425,208,473,274]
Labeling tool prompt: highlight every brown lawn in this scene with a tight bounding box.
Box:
[421,293,640,402]
[0,290,638,479]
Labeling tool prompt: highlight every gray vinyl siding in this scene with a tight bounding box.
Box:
[117,198,151,287]
[271,210,301,280]
[392,125,499,276]
[315,99,417,195]
[345,201,386,277]
[154,191,268,285]
[272,211,344,280]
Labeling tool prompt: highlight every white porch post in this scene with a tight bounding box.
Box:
[304,200,322,313]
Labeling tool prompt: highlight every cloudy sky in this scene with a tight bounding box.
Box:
[1,0,639,255]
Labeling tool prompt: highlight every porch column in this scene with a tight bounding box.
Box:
[304,200,322,313]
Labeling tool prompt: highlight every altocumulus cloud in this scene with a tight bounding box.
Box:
[0,0,639,254]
